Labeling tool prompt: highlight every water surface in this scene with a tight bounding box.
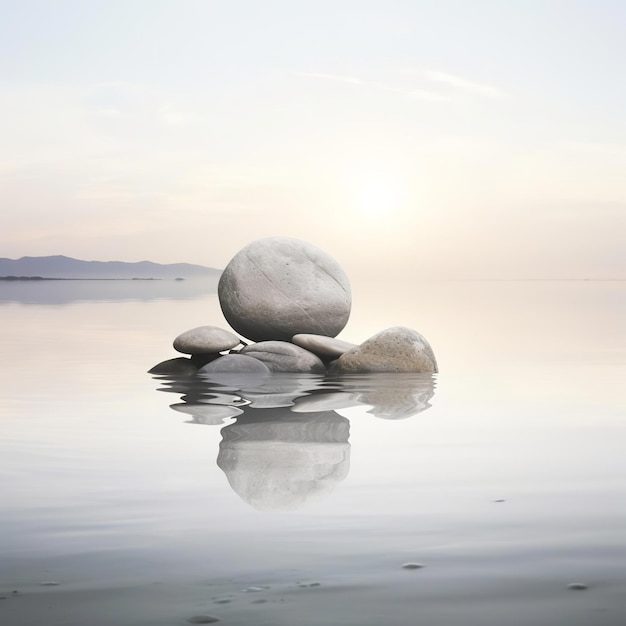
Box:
[1,279,624,625]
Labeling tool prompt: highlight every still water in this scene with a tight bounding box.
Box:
[0,278,624,626]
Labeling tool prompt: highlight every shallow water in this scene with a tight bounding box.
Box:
[0,279,625,625]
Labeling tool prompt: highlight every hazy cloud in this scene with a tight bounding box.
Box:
[297,71,451,101]
[423,70,507,98]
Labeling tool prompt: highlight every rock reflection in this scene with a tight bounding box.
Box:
[151,371,435,509]
[344,374,435,420]
[170,403,244,425]
[217,409,350,510]
[155,372,436,421]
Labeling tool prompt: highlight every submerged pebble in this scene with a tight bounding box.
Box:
[402,562,425,570]
[187,616,220,624]
[567,583,588,590]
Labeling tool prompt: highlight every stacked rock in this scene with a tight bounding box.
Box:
[149,236,438,376]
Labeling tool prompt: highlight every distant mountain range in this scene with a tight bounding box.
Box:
[0,255,222,279]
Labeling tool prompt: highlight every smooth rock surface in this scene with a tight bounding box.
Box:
[198,354,271,374]
[292,333,356,360]
[330,326,438,374]
[173,325,241,355]
[241,341,326,373]
[148,357,198,375]
[218,237,351,341]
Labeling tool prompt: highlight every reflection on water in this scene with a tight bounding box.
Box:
[0,277,216,304]
[1,280,625,626]
[218,409,350,511]
[154,371,435,509]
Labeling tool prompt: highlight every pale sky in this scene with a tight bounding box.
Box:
[1,0,625,279]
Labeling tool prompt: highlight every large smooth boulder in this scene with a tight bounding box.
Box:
[241,341,326,373]
[173,325,241,355]
[218,237,351,341]
[330,326,438,374]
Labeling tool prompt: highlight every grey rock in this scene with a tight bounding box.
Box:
[241,341,326,373]
[292,333,356,360]
[173,325,241,354]
[218,237,351,341]
[331,326,438,374]
[190,353,220,367]
[198,354,271,374]
[148,357,198,375]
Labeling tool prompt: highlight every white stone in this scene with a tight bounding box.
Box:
[331,326,438,374]
[292,333,356,360]
[173,325,241,355]
[241,341,326,373]
[218,237,351,341]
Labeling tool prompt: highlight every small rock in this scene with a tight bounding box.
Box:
[148,357,198,375]
[198,354,271,375]
[402,562,425,569]
[39,581,60,586]
[331,327,438,374]
[243,586,266,593]
[187,616,220,624]
[567,583,588,590]
[241,341,325,373]
[174,325,241,355]
[250,598,267,604]
[292,333,356,360]
[218,237,351,341]
[212,598,232,604]
[493,499,506,503]
[190,353,220,367]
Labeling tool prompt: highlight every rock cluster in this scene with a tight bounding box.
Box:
[149,236,438,376]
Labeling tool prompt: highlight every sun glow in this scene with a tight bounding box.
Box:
[340,165,409,220]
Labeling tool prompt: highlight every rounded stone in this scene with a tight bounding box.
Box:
[218,237,351,341]
[292,333,356,360]
[331,326,438,374]
[241,341,326,373]
[198,354,271,374]
[173,325,241,355]
[148,357,198,375]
